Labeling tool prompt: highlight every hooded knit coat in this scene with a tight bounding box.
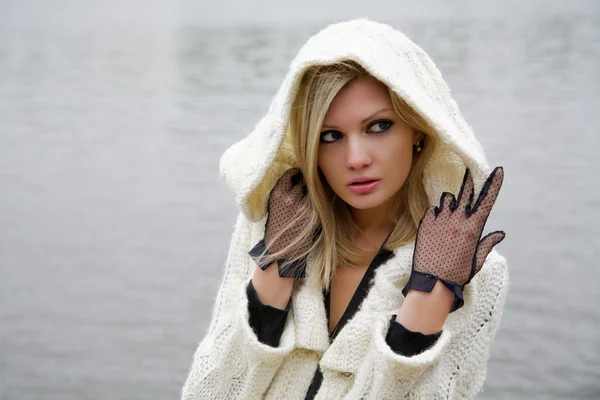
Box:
[181,18,509,400]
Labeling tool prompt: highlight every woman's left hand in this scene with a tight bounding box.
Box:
[402,166,506,312]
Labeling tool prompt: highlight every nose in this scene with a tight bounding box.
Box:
[346,135,372,169]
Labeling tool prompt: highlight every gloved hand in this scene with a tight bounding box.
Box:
[248,168,320,278]
[402,166,506,312]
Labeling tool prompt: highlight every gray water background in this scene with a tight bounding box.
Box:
[1,1,599,399]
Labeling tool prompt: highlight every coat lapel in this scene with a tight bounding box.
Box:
[291,276,330,353]
[291,243,416,373]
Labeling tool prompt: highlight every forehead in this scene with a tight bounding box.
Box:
[324,76,392,122]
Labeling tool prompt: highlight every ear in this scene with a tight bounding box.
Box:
[414,130,425,144]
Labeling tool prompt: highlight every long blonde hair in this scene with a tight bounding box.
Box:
[258,60,439,289]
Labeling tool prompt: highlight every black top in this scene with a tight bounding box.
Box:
[246,237,442,399]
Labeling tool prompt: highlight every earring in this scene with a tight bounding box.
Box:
[414,140,423,153]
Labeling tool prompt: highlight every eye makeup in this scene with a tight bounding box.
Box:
[319,119,394,143]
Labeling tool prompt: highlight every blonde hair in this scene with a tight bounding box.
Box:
[259,60,439,289]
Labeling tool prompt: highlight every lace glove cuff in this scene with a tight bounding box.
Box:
[248,238,308,279]
[401,272,464,312]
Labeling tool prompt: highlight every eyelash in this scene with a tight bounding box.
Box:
[319,120,393,143]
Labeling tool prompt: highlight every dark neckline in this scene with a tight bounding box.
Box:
[305,231,395,400]
[324,231,395,341]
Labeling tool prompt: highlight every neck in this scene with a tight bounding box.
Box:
[350,201,395,251]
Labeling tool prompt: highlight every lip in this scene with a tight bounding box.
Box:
[348,176,379,185]
[347,179,381,193]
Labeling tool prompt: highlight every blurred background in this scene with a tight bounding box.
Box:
[0,0,598,399]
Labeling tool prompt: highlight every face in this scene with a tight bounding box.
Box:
[317,76,418,212]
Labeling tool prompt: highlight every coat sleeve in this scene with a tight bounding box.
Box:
[247,279,291,347]
[355,250,509,399]
[385,318,442,357]
[181,212,296,400]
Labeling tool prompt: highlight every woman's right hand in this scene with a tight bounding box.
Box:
[249,168,316,309]
[248,168,316,278]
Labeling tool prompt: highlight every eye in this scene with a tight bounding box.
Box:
[369,120,393,133]
[320,130,343,143]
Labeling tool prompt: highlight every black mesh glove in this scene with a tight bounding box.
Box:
[402,166,506,312]
[248,168,320,278]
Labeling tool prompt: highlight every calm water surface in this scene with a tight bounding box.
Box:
[1,6,599,400]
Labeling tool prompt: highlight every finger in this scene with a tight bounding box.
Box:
[435,191,456,216]
[288,184,309,208]
[289,168,304,188]
[274,168,297,192]
[288,177,308,202]
[474,230,505,273]
[290,169,310,199]
[421,205,437,225]
[301,183,308,197]
[468,166,504,219]
[454,168,474,212]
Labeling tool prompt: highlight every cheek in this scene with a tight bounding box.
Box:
[317,150,334,182]
[384,136,414,177]
[318,149,344,188]
[396,143,414,167]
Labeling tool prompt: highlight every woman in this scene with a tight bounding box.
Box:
[182,19,508,399]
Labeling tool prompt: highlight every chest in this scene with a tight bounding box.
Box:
[328,264,370,335]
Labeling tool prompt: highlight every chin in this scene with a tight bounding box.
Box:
[341,192,390,210]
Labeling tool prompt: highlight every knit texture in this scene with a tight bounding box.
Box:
[182,18,509,399]
[181,214,508,399]
[219,18,490,223]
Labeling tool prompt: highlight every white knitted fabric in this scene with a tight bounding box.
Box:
[182,18,509,399]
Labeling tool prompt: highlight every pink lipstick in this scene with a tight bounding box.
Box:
[348,179,381,193]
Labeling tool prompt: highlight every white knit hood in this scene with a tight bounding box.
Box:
[219,18,491,222]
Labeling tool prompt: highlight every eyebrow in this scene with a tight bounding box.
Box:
[322,108,394,129]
